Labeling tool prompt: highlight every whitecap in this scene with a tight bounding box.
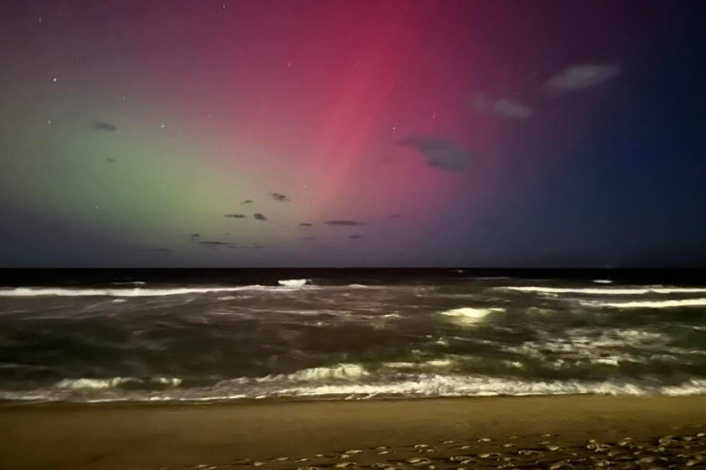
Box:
[56,377,138,390]
[502,286,706,295]
[592,298,706,309]
[278,279,307,288]
[0,286,267,297]
[439,307,504,325]
[260,363,368,382]
[55,376,182,390]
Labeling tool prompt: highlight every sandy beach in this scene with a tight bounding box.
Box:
[2,395,706,469]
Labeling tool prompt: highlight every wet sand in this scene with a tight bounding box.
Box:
[2,395,706,469]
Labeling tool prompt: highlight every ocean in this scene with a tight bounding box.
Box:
[1,269,706,403]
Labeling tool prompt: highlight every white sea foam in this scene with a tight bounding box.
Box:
[0,286,268,297]
[264,376,706,399]
[56,377,137,389]
[262,363,369,382]
[383,362,417,369]
[439,307,504,325]
[55,377,182,390]
[278,279,307,288]
[589,298,706,309]
[505,328,668,369]
[6,375,706,403]
[501,286,706,295]
[593,279,614,284]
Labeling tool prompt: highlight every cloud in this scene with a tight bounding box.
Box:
[491,99,535,119]
[296,236,317,241]
[241,199,253,204]
[299,223,313,227]
[224,214,246,218]
[468,93,534,119]
[253,213,268,221]
[349,235,363,239]
[546,63,622,91]
[397,136,476,172]
[198,241,234,247]
[92,122,118,132]
[190,233,200,238]
[387,214,402,219]
[106,157,116,163]
[324,220,366,226]
[269,192,290,202]
[151,248,174,253]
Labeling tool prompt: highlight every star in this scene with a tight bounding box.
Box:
[51,77,57,83]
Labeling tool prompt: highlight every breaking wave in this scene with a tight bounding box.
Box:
[501,286,706,295]
[439,307,505,325]
[586,298,706,309]
[55,377,183,390]
[0,286,271,297]
[277,279,308,288]
[4,375,706,403]
[261,364,369,382]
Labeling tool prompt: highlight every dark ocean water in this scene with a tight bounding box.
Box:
[1,269,706,403]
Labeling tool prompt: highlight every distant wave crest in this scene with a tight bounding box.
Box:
[586,298,706,309]
[277,279,307,288]
[439,307,504,325]
[501,286,706,295]
[0,286,269,297]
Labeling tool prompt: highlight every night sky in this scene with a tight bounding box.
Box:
[1,1,704,268]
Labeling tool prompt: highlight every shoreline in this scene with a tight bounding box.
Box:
[2,395,706,469]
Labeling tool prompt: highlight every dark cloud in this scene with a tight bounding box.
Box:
[545,63,622,91]
[224,214,246,218]
[198,241,234,247]
[269,192,290,202]
[92,122,118,132]
[397,136,477,172]
[349,235,363,239]
[296,236,317,240]
[253,213,268,221]
[106,157,116,163]
[151,248,174,253]
[299,223,313,227]
[241,199,253,204]
[324,220,366,226]
[387,214,402,219]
